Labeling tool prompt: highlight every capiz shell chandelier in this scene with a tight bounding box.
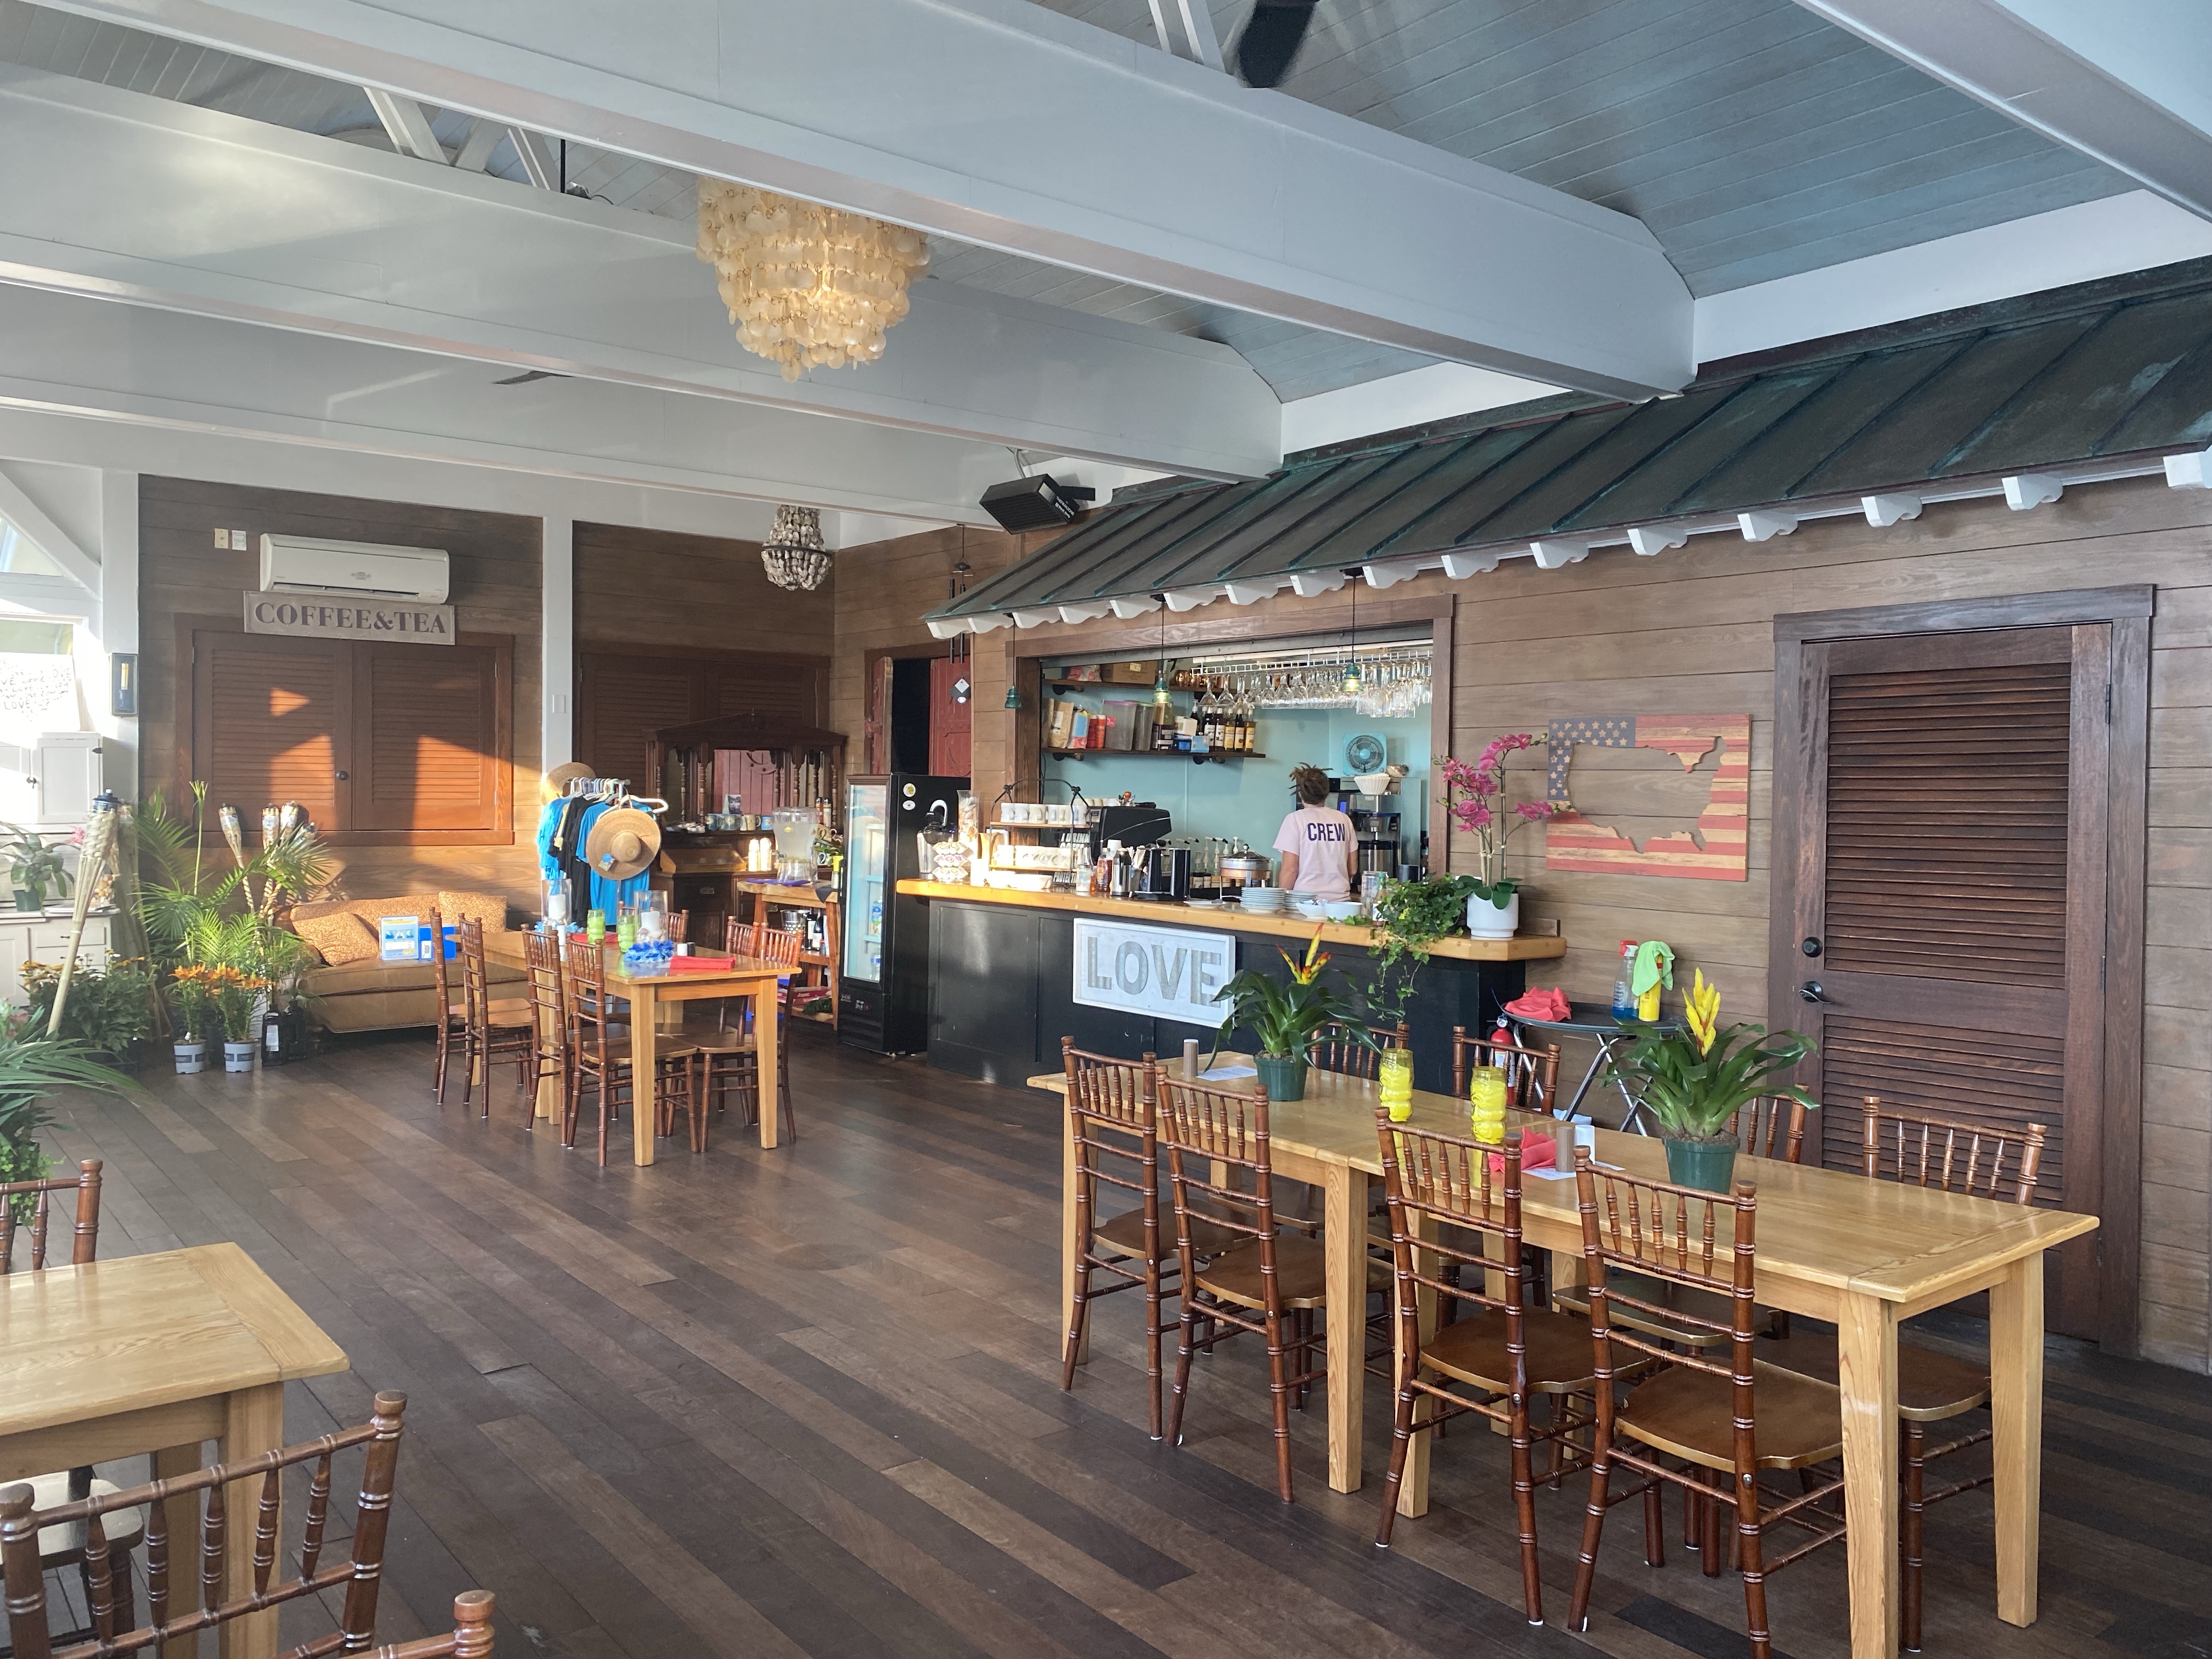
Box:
[696,179,929,381]
[760,505,831,592]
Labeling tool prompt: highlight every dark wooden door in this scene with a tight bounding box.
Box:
[1780,623,2112,1338]
[928,655,972,778]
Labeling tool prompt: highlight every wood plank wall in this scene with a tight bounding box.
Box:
[826,524,1048,783]
[935,476,2212,1372]
[140,476,543,911]
[573,522,832,654]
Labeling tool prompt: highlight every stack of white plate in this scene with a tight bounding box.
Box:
[1238,885,1284,913]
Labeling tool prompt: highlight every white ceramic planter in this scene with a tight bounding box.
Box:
[173,1041,206,1075]
[1466,890,1520,939]
[222,1040,256,1074]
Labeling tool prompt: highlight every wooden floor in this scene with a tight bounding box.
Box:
[30,1029,2212,1659]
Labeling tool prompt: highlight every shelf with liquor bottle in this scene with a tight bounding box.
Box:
[1043,668,1262,764]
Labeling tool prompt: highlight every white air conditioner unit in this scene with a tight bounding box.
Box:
[258,534,450,603]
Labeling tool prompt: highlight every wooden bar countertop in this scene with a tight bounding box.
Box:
[895,879,1567,961]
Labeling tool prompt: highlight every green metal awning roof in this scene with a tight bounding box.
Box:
[928,258,2212,633]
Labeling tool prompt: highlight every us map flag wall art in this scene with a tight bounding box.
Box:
[1543,714,1751,881]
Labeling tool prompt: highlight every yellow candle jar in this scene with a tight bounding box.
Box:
[1379,1048,1414,1122]
[1468,1064,1508,1143]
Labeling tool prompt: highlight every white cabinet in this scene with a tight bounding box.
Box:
[0,911,111,1008]
[31,732,100,827]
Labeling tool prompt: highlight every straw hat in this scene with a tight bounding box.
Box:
[585,806,661,880]
[541,761,595,803]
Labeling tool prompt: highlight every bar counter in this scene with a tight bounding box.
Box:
[895,879,1567,1090]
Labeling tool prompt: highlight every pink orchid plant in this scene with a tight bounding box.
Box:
[1438,732,1559,907]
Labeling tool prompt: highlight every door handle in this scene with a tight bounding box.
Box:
[1799,980,1828,1005]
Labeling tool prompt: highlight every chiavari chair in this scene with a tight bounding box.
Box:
[430,906,465,1104]
[1566,1154,1847,1659]
[1449,1026,1561,1109]
[0,1160,137,1605]
[667,909,689,945]
[0,1392,419,1658]
[1308,1020,1409,1080]
[1733,1095,1810,1163]
[520,930,571,1134]
[1759,1095,2046,1651]
[1,1158,100,1275]
[456,919,533,1115]
[1159,1074,1327,1503]
[562,933,701,1162]
[1373,1123,1600,1624]
[689,921,801,1144]
[383,1591,498,1657]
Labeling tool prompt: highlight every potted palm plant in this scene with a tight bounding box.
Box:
[1212,929,1368,1102]
[1600,970,1816,1192]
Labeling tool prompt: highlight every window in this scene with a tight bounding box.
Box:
[190,629,511,845]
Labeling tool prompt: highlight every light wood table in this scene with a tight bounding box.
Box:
[0,1243,348,1659]
[1034,1067,2097,1659]
[485,933,788,1165]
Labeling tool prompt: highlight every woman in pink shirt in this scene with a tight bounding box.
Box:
[1272,763,1357,900]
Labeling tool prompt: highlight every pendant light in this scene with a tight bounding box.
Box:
[1341,568,1363,696]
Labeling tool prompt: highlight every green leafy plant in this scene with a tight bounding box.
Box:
[1,823,69,909]
[19,957,156,1060]
[1363,873,1476,1029]
[1214,929,1368,1060]
[1599,970,1816,1143]
[0,1033,135,1223]
[167,964,217,1043]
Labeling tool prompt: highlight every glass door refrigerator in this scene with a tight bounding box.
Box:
[839,772,964,1053]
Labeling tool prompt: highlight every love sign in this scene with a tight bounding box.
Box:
[1071,918,1236,1028]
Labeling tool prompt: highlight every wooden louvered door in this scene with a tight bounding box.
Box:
[1784,623,2111,1337]
[351,639,510,837]
[193,633,351,831]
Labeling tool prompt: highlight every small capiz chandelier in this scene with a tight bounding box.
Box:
[696,179,929,381]
[760,505,831,592]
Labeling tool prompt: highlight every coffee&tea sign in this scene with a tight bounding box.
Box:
[244,594,455,644]
[1073,918,1235,1028]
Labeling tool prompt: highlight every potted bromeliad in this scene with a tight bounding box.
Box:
[1212,929,1368,1102]
[1600,970,1816,1192]
[1438,733,1558,939]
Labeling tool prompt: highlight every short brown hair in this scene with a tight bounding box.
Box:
[1289,763,1330,805]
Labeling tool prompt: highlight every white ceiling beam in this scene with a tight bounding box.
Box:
[0,465,100,593]
[509,127,557,190]
[363,84,444,161]
[36,0,1695,400]
[0,283,1017,524]
[1793,0,2212,219]
[452,117,502,173]
[0,69,1280,481]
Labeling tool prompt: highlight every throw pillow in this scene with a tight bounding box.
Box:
[438,890,509,931]
[294,911,380,966]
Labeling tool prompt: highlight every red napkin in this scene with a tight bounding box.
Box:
[1502,986,1572,1022]
[1488,1130,1556,1175]
[670,954,737,972]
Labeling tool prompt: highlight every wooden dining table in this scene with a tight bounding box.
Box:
[0,1242,349,1659]
[1035,1065,2098,1659]
[484,932,788,1165]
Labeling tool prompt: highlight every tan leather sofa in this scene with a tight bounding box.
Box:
[291,890,524,1032]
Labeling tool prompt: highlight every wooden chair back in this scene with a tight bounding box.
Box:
[428,906,455,1015]
[385,1591,497,1658]
[752,927,805,968]
[1731,1096,1808,1163]
[1063,1041,1160,1240]
[456,919,495,1030]
[1451,1026,1561,1110]
[1858,1095,2044,1206]
[0,1392,409,1658]
[522,930,568,1051]
[561,934,620,1076]
[1572,1152,1760,1393]
[1155,1075,1297,1266]
[1378,1120,1532,1357]
[724,914,748,956]
[1309,1020,1409,1080]
[668,909,689,944]
[0,1159,100,1275]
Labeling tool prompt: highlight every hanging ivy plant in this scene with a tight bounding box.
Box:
[1363,873,1476,1028]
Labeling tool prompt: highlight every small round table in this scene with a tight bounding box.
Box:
[1509,1013,1682,1134]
